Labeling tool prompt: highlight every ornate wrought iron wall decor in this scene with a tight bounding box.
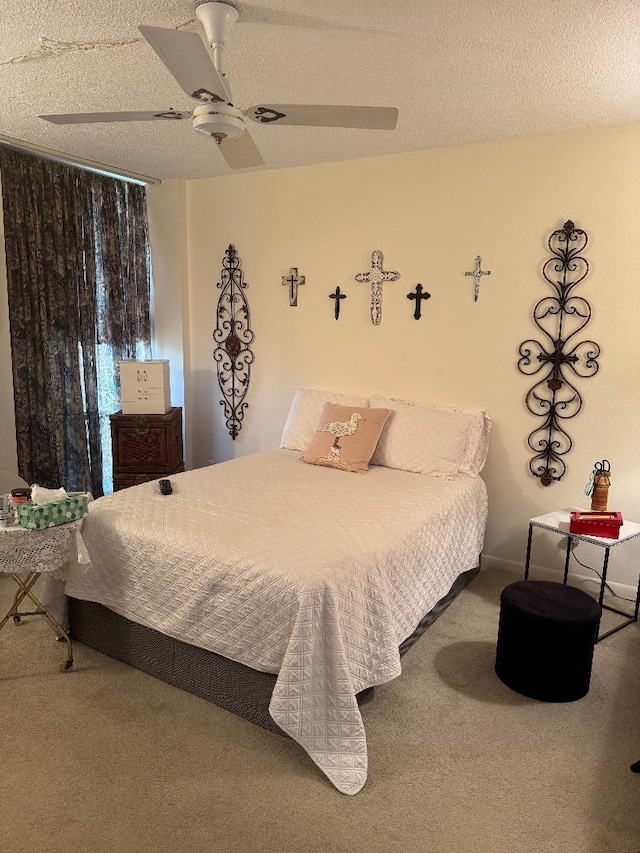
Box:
[517,220,600,485]
[213,244,255,440]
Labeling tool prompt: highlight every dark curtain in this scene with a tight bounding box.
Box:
[0,148,151,496]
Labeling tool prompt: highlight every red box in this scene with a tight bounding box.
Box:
[569,511,623,539]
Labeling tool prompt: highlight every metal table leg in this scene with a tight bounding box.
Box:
[562,535,572,584]
[524,523,533,579]
[599,548,611,607]
[595,548,640,642]
[0,572,73,672]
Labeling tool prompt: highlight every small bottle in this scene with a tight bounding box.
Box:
[0,494,8,528]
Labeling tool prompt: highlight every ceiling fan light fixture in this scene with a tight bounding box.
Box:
[192,102,245,140]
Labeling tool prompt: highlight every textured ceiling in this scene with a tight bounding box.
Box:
[1,0,639,181]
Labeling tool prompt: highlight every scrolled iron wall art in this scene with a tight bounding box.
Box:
[517,220,600,485]
[212,244,255,440]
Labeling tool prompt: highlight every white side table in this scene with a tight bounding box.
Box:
[0,520,89,671]
[524,509,640,641]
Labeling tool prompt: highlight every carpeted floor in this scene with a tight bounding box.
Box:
[0,567,639,853]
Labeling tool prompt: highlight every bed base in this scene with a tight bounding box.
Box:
[68,565,479,736]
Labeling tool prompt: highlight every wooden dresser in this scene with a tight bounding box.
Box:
[110,407,184,492]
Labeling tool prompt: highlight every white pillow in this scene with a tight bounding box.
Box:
[280,389,370,451]
[369,395,492,477]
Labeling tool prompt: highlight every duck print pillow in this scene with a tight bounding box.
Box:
[300,403,391,473]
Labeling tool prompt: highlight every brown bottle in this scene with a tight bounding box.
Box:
[590,471,610,512]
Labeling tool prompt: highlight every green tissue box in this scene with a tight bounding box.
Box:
[16,494,89,530]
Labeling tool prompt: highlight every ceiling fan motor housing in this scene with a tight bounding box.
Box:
[192,103,245,140]
[195,2,239,47]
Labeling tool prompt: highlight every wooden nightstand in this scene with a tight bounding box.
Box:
[110,407,184,492]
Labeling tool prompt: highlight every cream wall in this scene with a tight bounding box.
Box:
[0,125,638,589]
[146,179,189,456]
[183,122,640,588]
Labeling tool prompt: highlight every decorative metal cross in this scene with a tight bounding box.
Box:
[355,249,400,325]
[329,286,347,320]
[464,255,491,301]
[407,283,431,320]
[537,339,579,391]
[282,267,305,306]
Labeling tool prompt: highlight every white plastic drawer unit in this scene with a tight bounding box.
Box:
[118,360,171,415]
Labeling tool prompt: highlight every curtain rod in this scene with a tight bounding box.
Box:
[0,134,161,186]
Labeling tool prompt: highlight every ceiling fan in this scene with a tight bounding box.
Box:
[38,1,399,170]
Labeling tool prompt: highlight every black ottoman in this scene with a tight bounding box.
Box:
[495,580,601,702]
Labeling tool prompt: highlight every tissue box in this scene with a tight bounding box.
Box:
[569,511,623,540]
[16,494,89,530]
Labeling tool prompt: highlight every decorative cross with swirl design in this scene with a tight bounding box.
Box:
[355,250,400,325]
[517,221,600,485]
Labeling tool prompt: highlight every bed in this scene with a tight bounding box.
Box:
[64,391,491,794]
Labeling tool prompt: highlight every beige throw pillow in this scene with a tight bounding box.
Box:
[300,403,391,473]
[280,388,370,451]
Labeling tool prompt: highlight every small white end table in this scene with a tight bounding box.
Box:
[524,508,640,641]
[0,519,89,671]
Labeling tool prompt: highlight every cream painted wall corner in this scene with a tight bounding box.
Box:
[146,179,190,465]
[179,122,640,587]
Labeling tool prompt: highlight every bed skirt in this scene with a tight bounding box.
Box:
[68,565,480,736]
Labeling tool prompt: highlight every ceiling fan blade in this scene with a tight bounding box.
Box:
[138,25,230,103]
[245,104,398,130]
[39,110,192,125]
[217,131,264,169]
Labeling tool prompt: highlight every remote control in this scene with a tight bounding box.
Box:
[159,479,172,495]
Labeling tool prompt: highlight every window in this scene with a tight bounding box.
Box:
[0,147,152,497]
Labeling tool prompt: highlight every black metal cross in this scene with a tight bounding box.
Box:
[407,283,431,320]
[329,286,347,320]
[282,267,305,306]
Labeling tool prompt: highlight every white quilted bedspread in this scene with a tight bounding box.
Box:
[65,450,487,794]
